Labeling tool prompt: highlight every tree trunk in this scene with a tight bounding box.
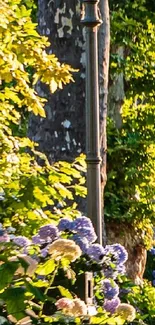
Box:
[108,46,124,129]
[98,0,110,244]
[28,0,86,163]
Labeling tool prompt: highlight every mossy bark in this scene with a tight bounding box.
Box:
[28,0,85,163]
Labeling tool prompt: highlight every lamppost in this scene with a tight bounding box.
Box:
[81,0,102,245]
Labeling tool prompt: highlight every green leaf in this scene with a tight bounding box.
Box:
[25,281,45,301]
[0,262,19,290]
[90,315,108,324]
[36,260,56,276]
[73,184,87,197]
[31,279,49,288]
[1,287,26,321]
[58,286,73,299]
[107,316,126,325]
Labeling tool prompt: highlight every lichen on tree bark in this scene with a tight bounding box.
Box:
[28,0,86,163]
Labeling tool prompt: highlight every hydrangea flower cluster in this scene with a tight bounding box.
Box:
[13,236,31,247]
[57,216,129,315]
[71,234,89,254]
[58,216,97,243]
[102,279,119,300]
[87,243,105,262]
[100,279,121,314]
[72,216,97,242]
[102,243,128,280]
[0,218,128,275]
[103,243,128,265]
[0,218,132,321]
[29,224,59,257]
[56,297,87,316]
[32,234,45,245]
[2,216,127,281]
[38,224,59,241]
[0,229,10,243]
[48,239,82,262]
[116,303,136,322]
[103,297,120,314]
[58,217,128,281]
[58,218,73,232]
[31,224,59,246]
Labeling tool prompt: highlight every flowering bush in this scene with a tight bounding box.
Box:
[0,217,136,324]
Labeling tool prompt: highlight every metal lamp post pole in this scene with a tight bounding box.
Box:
[81,0,102,245]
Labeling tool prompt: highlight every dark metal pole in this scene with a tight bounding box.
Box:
[81,0,102,245]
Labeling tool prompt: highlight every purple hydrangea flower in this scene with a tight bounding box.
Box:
[87,244,105,262]
[102,279,119,299]
[153,280,155,287]
[41,245,49,258]
[9,234,16,240]
[32,234,45,245]
[72,217,97,243]
[150,248,155,255]
[13,236,31,247]
[73,216,93,229]
[0,230,5,236]
[103,268,113,278]
[104,244,128,265]
[103,266,118,279]
[104,297,120,314]
[152,270,155,278]
[79,227,97,243]
[7,227,16,233]
[0,229,10,243]
[104,245,118,261]
[58,218,73,232]
[38,224,59,241]
[71,234,89,254]
[103,262,126,279]
[116,264,126,275]
[112,244,128,264]
[22,247,29,255]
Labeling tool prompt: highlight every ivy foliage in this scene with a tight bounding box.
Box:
[105,0,155,247]
[105,100,155,223]
[110,0,155,95]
